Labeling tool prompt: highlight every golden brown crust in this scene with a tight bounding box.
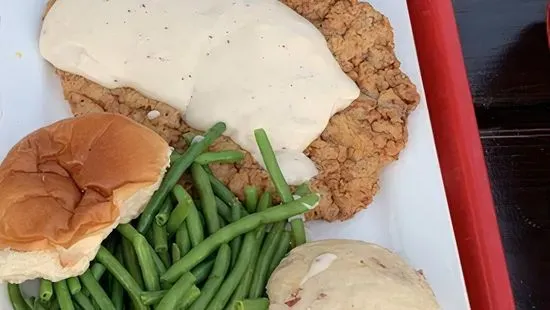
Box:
[0,113,169,251]
[51,0,419,221]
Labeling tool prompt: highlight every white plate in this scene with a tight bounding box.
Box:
[0,0,470,309]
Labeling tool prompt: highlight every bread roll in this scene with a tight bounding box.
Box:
[0,113,171,283]
[267,239,440,310]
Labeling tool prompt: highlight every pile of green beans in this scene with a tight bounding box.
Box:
[7,124,318,310]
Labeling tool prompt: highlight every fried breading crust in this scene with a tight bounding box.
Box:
[54,0,419,221]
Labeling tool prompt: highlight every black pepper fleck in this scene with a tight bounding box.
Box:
[181,77,185,80]
[251,96,255,99]
[114,79,118,82]
[188,74,192,78]
[206,52,210,56]
[164,26,169,30]
[127,9,132,13]
[226,40,230,44]
[208,35,213,39]
[141,4,146,8]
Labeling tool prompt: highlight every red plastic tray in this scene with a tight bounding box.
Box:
[407,1,515,309]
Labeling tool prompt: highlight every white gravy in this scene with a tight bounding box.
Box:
[300,253,338,286]
[40,0,360,184]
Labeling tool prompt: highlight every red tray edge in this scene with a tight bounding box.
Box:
[407,1,515,309]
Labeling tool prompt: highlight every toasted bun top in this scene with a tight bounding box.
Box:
[0,113,170,252]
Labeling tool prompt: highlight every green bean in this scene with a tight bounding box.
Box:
[150,246,168,274]
[192,163,220,234]
[153,221,169,253]
[32,299,46,310]
[188,244,231,310]
[72,293,93,310]
[254,192,272,243]
[244,186,258,213]
[254,128,307,246]
[145,228,155,245]
[39,279,53,302]
[155,198,174,226]
[289,217,307,247]
[79,270,116,310]
[110,282,123,310]
[24,296,34,309]
[159,250,171,267]
[267,231,291,275]
[176,222,192,255]
[121,238,145,289]
[170,151,182,163]
[228,238,261,308]
[208,173,248,217]
[182,132,198,145]
[219,214,227,227]
[90,263,106,281]
[197,208,207,229]
[185,202,205,248]
[32,299,48,310]
[253,129,293,202]
[156,272,196,310]
[94,246,147,310]
[171,243,182,262]
[50,298,60,310]
[137,122,226,233]
[235,298,269,310]
[139,289,166,306]
[177,286,201,310]
[230,196,243,267]
[249,222,285,298]
[117,224,160,291]
[53,280,74,310]
[66,278,81,295]
[214,196,233,222]
[161,193,319,283]
[229,214,243,266]
[294,182,311,197]
[168,185,194,235]
[191,259,215,284]
[207,232,257,310]
[8,283,29,310]
[195,150,244,165]
[257,192,272,213]
[111,247,125,310]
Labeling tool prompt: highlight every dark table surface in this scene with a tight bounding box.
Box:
[453,0,550,308]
